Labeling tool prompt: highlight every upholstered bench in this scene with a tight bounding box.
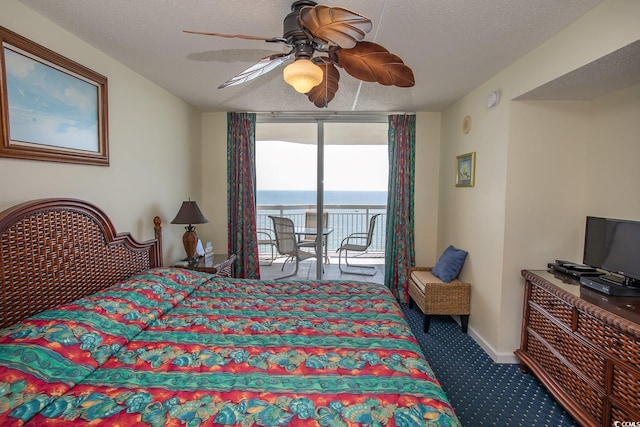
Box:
[408,266,471,333]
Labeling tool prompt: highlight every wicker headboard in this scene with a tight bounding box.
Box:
[0,198,162,329]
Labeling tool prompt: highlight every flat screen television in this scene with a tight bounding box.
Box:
[583,216,640,287]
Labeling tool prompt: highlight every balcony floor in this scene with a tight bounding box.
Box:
[258,252,385,285]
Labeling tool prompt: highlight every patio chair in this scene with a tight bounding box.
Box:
[302,210,330,263]
[256,228,276,265]
[269,216,316,279]
[336,214,381,276]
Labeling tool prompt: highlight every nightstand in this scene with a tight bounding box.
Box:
[174,253,236,277]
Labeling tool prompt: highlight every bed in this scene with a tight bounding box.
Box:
[0,198,460,426]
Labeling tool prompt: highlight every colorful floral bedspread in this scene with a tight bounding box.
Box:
[0,268,460,426]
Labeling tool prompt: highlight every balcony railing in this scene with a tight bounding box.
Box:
[256,204,386,254]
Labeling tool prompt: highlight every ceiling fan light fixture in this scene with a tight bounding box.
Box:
[283,59,323,93]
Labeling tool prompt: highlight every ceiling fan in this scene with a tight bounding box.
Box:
[184,0,415,108]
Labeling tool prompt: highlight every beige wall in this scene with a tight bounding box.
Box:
[414,112,442,266]
[436,0,640,361]
[0,0,201,264]
[439,89,509,353]
[503,101,590,354]
[199,112,228,254]
[585,84,640,220]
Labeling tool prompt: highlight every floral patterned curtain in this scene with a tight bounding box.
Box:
[227,112,260,279]
[385,114,416,302]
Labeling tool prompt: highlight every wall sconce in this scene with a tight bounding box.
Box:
[171,199,208,262]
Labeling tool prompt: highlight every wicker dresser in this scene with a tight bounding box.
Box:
[516,270,640,426]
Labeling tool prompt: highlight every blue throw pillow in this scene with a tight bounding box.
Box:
[432,245,468,282]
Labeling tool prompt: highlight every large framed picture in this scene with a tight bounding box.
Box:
[455,151,475,187]
[0,26,109,165]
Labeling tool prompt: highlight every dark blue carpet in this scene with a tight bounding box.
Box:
[399,304,578,427]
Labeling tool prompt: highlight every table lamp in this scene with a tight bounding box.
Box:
[170,199,208,262]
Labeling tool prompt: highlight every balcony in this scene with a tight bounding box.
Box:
[256,204,386,282]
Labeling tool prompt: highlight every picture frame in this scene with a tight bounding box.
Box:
[455,151,475,187]
[0,26,109,165]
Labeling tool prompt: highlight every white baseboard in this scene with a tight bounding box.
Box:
[440,316,520,364]
[466,326,519,364]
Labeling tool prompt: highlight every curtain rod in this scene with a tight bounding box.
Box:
[254,111,416,123]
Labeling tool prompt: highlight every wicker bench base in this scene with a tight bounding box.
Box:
[408,267,471,333]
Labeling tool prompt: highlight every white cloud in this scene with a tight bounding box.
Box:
[63,85,95,114]
[9,105,98,151]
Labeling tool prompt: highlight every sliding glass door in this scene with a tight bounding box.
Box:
[256,115,387,280]
[255,122,320,278]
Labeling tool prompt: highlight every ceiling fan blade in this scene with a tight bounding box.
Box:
[306,58,340,108]
[183,30,285,43]
[336,41,415,87]
[299,5,372,49]
[218,52,293,89]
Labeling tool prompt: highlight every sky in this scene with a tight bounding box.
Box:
[256,140,388,191]
[5,47,99,151]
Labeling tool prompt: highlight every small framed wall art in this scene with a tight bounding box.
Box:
[455,151,476,187]
[0,26,109,165]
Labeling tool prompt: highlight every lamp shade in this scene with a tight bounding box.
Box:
[171,200,208,225]
[283,59,323,93]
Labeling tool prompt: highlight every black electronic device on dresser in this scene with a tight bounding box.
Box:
[579,216,640,296]
[547,260,603,278]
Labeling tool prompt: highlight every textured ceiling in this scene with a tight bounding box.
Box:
[516,40,640,101]
[19,0,604,112]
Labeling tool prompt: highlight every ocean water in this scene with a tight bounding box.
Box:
[257,190,387,206]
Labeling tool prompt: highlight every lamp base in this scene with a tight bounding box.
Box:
[182,228,199,262]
